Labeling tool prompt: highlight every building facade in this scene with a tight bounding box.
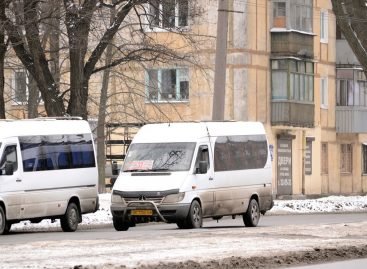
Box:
[4,0,367,196]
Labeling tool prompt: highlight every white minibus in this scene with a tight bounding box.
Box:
[0,118,99,234]
[111,121,273,231]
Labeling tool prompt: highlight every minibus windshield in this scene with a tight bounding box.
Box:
[123,142,196,172]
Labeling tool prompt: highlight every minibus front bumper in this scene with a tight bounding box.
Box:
[111,201,191,223]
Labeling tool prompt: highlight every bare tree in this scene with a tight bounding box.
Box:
[332,0,367,78]
[96,3,116,193]
[1,0,203,120]
[0,1,7,119]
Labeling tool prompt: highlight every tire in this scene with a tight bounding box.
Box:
[185,200,203,229]
[113,216,130,231]
[243,199,260,227]
[0,206,11,235]
[61,202,80,232]
[176,220,188,229]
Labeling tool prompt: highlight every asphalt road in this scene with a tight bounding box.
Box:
[1,212,367,269]
[1,212,366,245]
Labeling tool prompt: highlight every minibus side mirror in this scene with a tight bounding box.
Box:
[112,161,120,175]
[5,162,14,175]
[198,161,208,174]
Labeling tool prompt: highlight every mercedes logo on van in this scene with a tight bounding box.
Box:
[139,195,146,201]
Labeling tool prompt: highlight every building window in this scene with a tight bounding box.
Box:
[363,144,367,174]
[320,10,328,43]
[340,144,352,174]
[271,59,314,102]
[147,0,189,29]
[272,0,312,32]
[321,143,328,174]
[273,1,286,28]
[337,79,367,107]
[321,77,328,108]
[290,0,312,32]
[13,70,28,104]
[146,68,189,102]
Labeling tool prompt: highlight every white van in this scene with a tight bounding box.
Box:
[0,118,99,235]
[111,121,273,231]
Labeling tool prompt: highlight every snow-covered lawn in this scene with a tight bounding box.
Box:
[11,193,367,231]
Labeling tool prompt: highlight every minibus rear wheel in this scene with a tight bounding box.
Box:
[243,199,260,227]
[61,202,80,232]
[0,206,11,235]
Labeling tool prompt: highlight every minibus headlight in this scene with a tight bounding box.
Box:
[162,192,185,204]
[111,193,123,204]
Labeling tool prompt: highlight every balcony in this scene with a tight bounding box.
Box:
[271,100,314,127]
[336,107,367,133]
[271,31,314,59]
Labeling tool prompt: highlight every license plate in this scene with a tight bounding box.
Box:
[131,209,153,216]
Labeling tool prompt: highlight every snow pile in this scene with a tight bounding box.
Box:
[270,195,367,215]
[11,193,367,231]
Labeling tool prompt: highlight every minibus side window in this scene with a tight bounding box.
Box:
[214,135,268,171]
[0,145,18,175]
[195,145,210,173]
[19,134,96,172]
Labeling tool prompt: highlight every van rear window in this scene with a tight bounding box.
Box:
[214,135,268,171]
[19,134,96,172]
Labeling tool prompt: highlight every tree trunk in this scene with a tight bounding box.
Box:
[0,0,7,119]
[27,75,39,118]
[64,0,96,119]
[49,0,61,94]
[97,3,116,193]
[5,0,65,117]
[97,55,112,193]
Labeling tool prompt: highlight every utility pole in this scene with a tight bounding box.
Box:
[212,0,229,121]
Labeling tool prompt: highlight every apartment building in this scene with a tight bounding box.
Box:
[4,0,367,196]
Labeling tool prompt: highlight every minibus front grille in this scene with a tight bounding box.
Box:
[123,196,164,204]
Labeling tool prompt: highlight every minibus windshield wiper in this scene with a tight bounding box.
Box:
[124,168,170,172]
[124,169,149,172]
[149,168,169,172]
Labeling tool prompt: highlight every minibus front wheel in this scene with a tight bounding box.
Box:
[177,200,203,229]
[0,206,11,235]
[113,216,130,231]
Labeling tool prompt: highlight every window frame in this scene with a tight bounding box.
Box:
[145,67,189,103]
[271,59,314,102]
[363,144,367,175]
[145,0,189,31]
[320,9,328,43]
[272,0,313,32]
[336,79,367,107]
[12,69,28,105]
[320,77,328,109]
[340,144,353,174]
[272,1,287,28]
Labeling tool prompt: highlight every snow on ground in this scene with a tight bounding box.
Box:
[11,193,367,231]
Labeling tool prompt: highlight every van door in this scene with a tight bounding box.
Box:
[0,139,22,220]
[192,144,214,216]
